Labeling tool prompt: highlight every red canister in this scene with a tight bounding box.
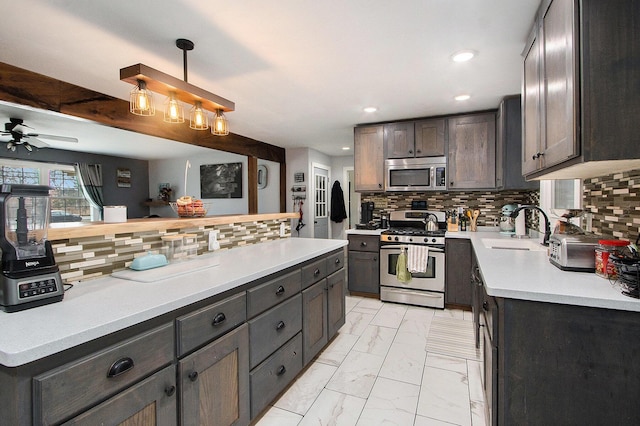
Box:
[595,239,627,279]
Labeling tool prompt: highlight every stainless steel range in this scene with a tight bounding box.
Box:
[379,210,446,309]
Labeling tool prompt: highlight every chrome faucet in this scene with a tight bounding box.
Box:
[510,205,551,246]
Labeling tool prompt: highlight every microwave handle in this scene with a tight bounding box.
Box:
[430,167,435,187]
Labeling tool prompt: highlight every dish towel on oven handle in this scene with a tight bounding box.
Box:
[396,247,412,283]
[407,245,429,274]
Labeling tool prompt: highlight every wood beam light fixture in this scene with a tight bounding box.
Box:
[120,38,234,134]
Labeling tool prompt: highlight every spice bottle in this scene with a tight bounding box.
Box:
[595,239,627,279]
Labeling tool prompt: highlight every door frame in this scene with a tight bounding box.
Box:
[311,162,331,239]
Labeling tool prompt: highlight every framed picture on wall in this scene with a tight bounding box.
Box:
[200,162,242,198]
[116,168,131,188]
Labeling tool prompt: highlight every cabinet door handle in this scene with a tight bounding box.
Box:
[409,150,413,154]
[107,357,134,378]
[360,242,367,247]
[188,371,199,382]
[450,181,454,186]
[276,320,286,331]
[416,149,421,154]
[532,152,545,160]
[378,183,382,188]
[314,268,321,277]
[211,312,226,326]
[276,365,287,376]
[276,285,285,295]
[165,385,176,397]
[482,301,488,311]
[373,257,377,261]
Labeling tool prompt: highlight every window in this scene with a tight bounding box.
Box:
[0,160,91,222]
[540,178,583,230]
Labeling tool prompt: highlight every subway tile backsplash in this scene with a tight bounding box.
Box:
[361,190,540,227]
[584,168,640,241]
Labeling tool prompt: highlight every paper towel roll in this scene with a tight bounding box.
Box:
[515,205,526,236]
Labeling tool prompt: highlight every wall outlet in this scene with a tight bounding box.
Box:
[208,231,220,251]
[279,222,286,237]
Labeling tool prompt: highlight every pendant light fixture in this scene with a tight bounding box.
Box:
[164,91,184,123]
[189,101,209,130]
[129,79,155,116]
[212,109,229,136]
[121,38,234,133]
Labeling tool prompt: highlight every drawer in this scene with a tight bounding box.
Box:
[301,258,327,289]
[34,323,174,426]
[348,235,379,252]
[249,293,302,369]
[177,292,247,357]
[250,332,303,418]
[247,270,301,318]
[325,250,345,275]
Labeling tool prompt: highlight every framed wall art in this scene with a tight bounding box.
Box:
[200,162,242,198]
[116,168,131,188]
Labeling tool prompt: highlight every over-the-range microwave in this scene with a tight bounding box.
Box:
[384,157,447,191]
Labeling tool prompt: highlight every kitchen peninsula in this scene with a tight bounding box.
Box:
[0,222,347,425]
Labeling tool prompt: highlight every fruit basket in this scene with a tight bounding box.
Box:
[169,197,209,218]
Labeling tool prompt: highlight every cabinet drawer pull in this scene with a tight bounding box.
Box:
[360,241,367,247]
[276,285,285,295]
[373,257,377,261]
[165,385,176,397]
[107,357,134,378]
[276,320,286,331]
[211,312,226,326]
[276,365,287,376]
[188,371,199,382]
[335,258,341,265]
[314,268,320,276]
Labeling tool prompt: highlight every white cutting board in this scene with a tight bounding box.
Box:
[112,256,220,283]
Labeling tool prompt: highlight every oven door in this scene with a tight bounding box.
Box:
[380,245,445,292]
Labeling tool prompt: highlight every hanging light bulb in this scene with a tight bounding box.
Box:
[212,109,229,136]
[189,101,209,130]
[163,92,185,123]
[129,79,155,116]
[6,141,15,151]
[24,142,33,152]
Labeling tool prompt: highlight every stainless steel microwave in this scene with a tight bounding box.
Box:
[384,157,447,191]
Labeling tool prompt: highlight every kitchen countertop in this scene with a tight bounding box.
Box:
[345,228,386,236]
[448,230,640,313]
[0,237,347,367]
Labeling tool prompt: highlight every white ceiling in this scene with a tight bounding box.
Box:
[0,0,539,160]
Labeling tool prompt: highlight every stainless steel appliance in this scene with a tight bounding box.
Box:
[379,210,446,308]
[384,157,447,192]
[548,233,600,272]
[0,184,63,312]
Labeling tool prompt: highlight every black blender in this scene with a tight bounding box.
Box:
[0,184,63,312]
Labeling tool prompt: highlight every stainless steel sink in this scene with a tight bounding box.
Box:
[481,238,547,252]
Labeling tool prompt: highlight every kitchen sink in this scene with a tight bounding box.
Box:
[481,238,547,252]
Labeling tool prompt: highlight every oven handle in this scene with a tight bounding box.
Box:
[380,245,444,253]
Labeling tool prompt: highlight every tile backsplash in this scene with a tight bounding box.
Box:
[584,168,640,241]
[361,190,539,227]
[51,219,291,283]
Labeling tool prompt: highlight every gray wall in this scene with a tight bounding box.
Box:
[0,148,150,218]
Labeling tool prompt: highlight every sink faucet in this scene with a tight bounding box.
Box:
[510,205,551,246]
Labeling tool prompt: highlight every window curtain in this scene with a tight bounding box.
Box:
[75,163,104,219]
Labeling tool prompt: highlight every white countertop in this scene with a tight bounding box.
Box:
[449,230,640,313]
[0,238,347,367]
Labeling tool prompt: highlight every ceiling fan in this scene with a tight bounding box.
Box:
[1,118,78,152]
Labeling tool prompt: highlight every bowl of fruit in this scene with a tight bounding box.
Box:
[170,196,209,218]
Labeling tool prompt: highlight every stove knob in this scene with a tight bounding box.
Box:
[409,238,413,242]
[387,236,392,241]
[431,238,437,243]
[424,237,429,243]
[394,237,399,242]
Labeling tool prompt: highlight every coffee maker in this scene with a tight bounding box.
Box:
[0,184,63,312]
[360,202,374,224]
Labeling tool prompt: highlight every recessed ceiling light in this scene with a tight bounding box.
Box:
[342,146,351,151]
[452,50,475,62]
[455,94,471,101]
[363,107,377,113]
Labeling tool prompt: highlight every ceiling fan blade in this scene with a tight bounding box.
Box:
[26,133,78,143]
[25,137,49,148]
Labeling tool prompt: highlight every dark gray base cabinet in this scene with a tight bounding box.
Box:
[489,297,640,425]
[347,235,379,295]
[444,238,472,307]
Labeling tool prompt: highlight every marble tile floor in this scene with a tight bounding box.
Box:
[254,295,486,426]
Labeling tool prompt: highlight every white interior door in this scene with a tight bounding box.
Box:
[313,166,329,239]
